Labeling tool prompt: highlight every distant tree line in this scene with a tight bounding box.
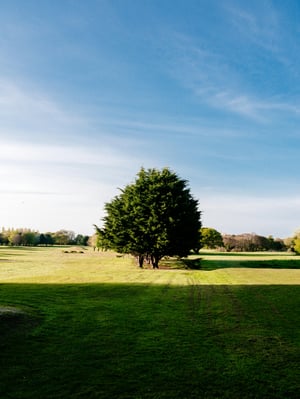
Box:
[222,233,286,252]
[200,227,300,253]
[1,223,299,255]
[0,228,89,247]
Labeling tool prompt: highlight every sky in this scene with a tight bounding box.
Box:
[1,0,300,238]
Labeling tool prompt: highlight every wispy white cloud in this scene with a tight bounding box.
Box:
[225,3,280,53]
[0,140,136,167]
[0,79,88,140]
[225,2,300,79]
[208,90,300,120]
[163,25,300,121]
[0,76,257,158]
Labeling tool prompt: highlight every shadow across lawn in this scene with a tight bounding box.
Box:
[199,251,294,257]
[0,247,45,259]
[182,257,300,271]
[0,282,299,399]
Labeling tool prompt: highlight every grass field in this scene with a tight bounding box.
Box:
[0,247,299,398]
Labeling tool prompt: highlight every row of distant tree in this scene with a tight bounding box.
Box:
[1,226,300,254]
[200,227,300,253]
[0,228,90,247]
[1,227,300,254]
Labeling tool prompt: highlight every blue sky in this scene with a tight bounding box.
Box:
[1,0,300,238]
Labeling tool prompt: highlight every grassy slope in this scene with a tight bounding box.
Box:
[0,247,299,398]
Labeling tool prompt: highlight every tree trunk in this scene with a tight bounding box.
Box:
[138,255,144,268]
[151,255,159,269]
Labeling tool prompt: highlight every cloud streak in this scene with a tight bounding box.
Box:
[225,2,280,53]
[0,140,136,167]
[163,24,300,121]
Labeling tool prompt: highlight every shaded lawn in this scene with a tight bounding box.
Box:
[183,257,300,271]
[0,283,299,399]
[199,251,295,257]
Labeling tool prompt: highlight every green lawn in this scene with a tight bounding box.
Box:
[0,247,299,398]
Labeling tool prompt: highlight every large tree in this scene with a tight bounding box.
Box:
[97,167,201,268]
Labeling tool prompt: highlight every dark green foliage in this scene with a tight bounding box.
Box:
[0,233,9,245]
[99,167,201,267]
[74,234,89,246]
[39,233,54,246]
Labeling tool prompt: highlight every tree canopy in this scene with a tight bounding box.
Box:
[200,227,223,249]
[97,167,201,268]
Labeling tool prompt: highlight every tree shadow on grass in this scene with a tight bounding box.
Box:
[0,252,34,258]
[0,282,299,399]
[199,251,295,257]
[0,247,44,259]
[182,257,300,271]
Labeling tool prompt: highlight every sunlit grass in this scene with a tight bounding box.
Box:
[1,246,300,285]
